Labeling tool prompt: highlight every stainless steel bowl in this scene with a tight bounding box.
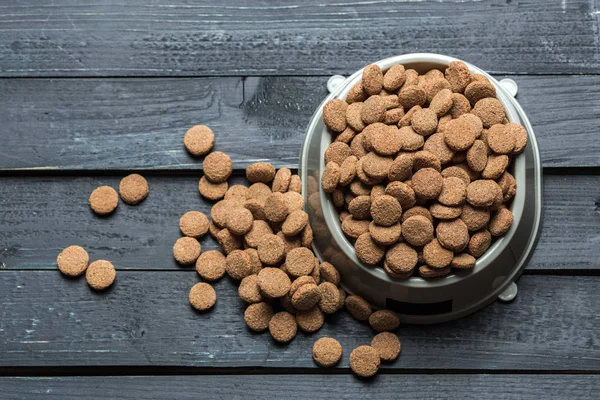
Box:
[300,54,542,324]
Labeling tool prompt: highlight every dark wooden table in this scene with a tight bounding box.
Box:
[1,1,599,398]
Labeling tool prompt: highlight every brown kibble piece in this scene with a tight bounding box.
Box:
[346,102,366,132]
[282,210,308,237]
[173,237,201,265]
[247,182,272,203]
[245,220,273,248]
[436,219,469,251]
[199,176,228,201]
[371,332,401,362]
[388,153,414,181]
[401,206,433,223]
[430,89,453,117]
[437,177,467,206]
[362,64,384,95]
[369,195,402,227]
[466,180,502,207]
[464,81,496,105]
[257,234,286,265]
[321,162,341,193]
[272,168,292,193]
[402,216,434,247]
[245,302,274,332]
[384,107,405,125]
[225,250,253,281]
[361,95,386,124]
[451,253,476,269]
[424,133,454,165]
[290,276,317,297]
[423,239,454,268]
[119,174,149,205]
[269,311,297,343]
[282,191,304,214]
[189,282,216,311]
[225,184,249,202]
[413,150,441,172]
[385,181,416,210]
[325,142,351,166]
[245,248,263,274]
[461,204,490,231]
[238,274,263,303]
[246,163,276,184]
[411,108,438,136]
[349,346,380,378]
[386,242,418,274]
[301,224,314,248]
[489,207,514,236]
[226,207,254,236]
[85,259,116,290]
[184,125,215,156]
[203,151,232,183]
[57,245,89,277]
[468,229,492,257]
[346,82,367,103]
[323,99,348,133]
[466,140,488,172]
[286,247,315,277]
[444,114,481,151]
[292,283,321,311]
[313,337,343,367]
[398,105,421,128]
[445,61,471,93]
[412,168,443,199]
[398,86,427,109]
[319,262,341,286]
[196,250,226,281]
[497,171,517,202]
[430,203,463,220]
[288,174,302,193]
[350,133,368,159]
[369,221,402,246]
[487,124,515,154]
[481,154,509,180]
[381,94,400,110]
[472,98,506,128]
[180,211,210,238]
[383,64,406,91]
[372,126,403,156]
[264,192,289,222]
[505,122,528,154]
[441,165,471,185]
[318,282,340,314]
[361,152,393,180]
[341,216,371,239]
[297,307,325,332]
[419,265,451,278]
[339,155,358,186]
[258,267,291,298]
[345,295,372,321]
[450,93,472,118]
[89,186,118,215]
[369,309,400,332]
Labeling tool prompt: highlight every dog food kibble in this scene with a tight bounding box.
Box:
[269,311,298,343]
[355,233,385,265]
[345,295,373,321]
[173,237,201,265]
[281,210,308,237]
[189,282,216,311]
[246,163,276,184]
[466,180,501,207]
[198,176,228,201]
[460,204,490,231]
[451,253,476,269]
[489,207,514,236]
[401,216,434,246]
[369,309,400,332]
[292,283,321,310]
[436,219,469,251]
[257,267,291,298]
[411,108,438,136]
[179,211,210,238]
[468,229,492,257]
[371,332,401,362]
[412,168,443,199]
[86,260,116,290]
[423,239,454,268]
[196,250,226,281]
[119,174,149,205]
[430,203,462,220]
[349,345,381,378]
[472,98,506,128]
[183,125,215,156]
[319,262,341,286]
[313,337,343,367]
[296,306,325,332]
[245,302,274,332]
[89,186,119,215]
[226,207,254,236]
[238,274,263,303]
[57,245,89,277]
[226,250,253,281]
[323,99,348,133]
[318,282,341,314]
[286,247,316,277]
[203,151,232,183]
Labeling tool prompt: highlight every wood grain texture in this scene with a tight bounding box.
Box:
[0,174,598,271]
[0,272,598,370]
[0,0,597,76]
[1,375,598,399]
[0,75,599,171]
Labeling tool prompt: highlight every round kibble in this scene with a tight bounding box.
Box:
[460,204,490,231]
[318,282,340,314]
[258,267,291,298]
[436,219,470,251]
[297,307,325,333]
[369,221,402,246]
[350,133,368,159]
[497,171,517,202]
[445,61,471,93]
[472,98,505,128]
[349,346,380,378]
[468,229,492,257]
[466,180,502,207]
[290,276,317,297]
[383,64,406,91]
[245,248,263,274]
[245,302,274,332]
[451,253,476,269]
[211,199,238,228]
[437,177,467,206]
[313,337,343,367]
[173,237,201,265]
[225,250,253,281]
[347,102,366,132]
[398,86,427,109]
[424,133,454,165]
[385,242,418,274]
[180,211,210,238]
[345,295,372,321]
[264,192,289,223]
[269,311,297,343]
[450,93,472,118]
[57,245,89,277]
[444,113,482,151]
[319,262,341,285]
[423,239,454,268]
[413,150,441,172]
[369,309,400,332]
[388,153,413,181]
[370,195,402,227]
[292,283,321,311]
[430,203,462,220]
[371,332,401,362]
[398,105,421,128]
[196,250,226,281]
[286,247,316,277]
[362,64,384,95]
[301,225,314,248]
[442,165,471,185]
[282,191,304,214]
[183,125,215,156]
[342,216,371,238]
[203,151,232,183]
[199,176,228,201]
[339,156,358,186]
[412,168,443,199]
[89,186,118,215]
[489,207,514,236]
[323,99,348,133]
[385,182,416,210]
[226,207,254,236]
[481,154,509,180]
[246,163,276,184]
[411,108,438,136]
[361,95,386,125]
[189,282,216,311]
[238,274,263,303]
[464,80,496,105]
[361,152,392,180]
[466,140,488,172]
[272,168,292,193]
[282,210,308,237]
[430,89,453,117]
[505,122,528,154]
[355,233,385,265]
[86,260,116,290]
[288,174,302,193]
[347,82,367,103]
[225,185,249,202]
[401,206,433,223]
[487,124,515,154]
[245,220,273,248]
[119,174,148,205]
[325,142,351,167]
[419,265,451,278]
[321,162,341,193]
[372,126,403,156]
[401,216,434,247]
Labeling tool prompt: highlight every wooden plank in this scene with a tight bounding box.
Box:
[0,273,598,370]
[0,0,597,76]
[0,75,599,171]
[1,375,598,399]
[1,174,598,272]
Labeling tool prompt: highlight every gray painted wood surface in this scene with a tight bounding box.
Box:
[0,272,598,370]
[1,375,598,400]
[1,174,598,272]
[0,0,598,77]
[1,75,600,171]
